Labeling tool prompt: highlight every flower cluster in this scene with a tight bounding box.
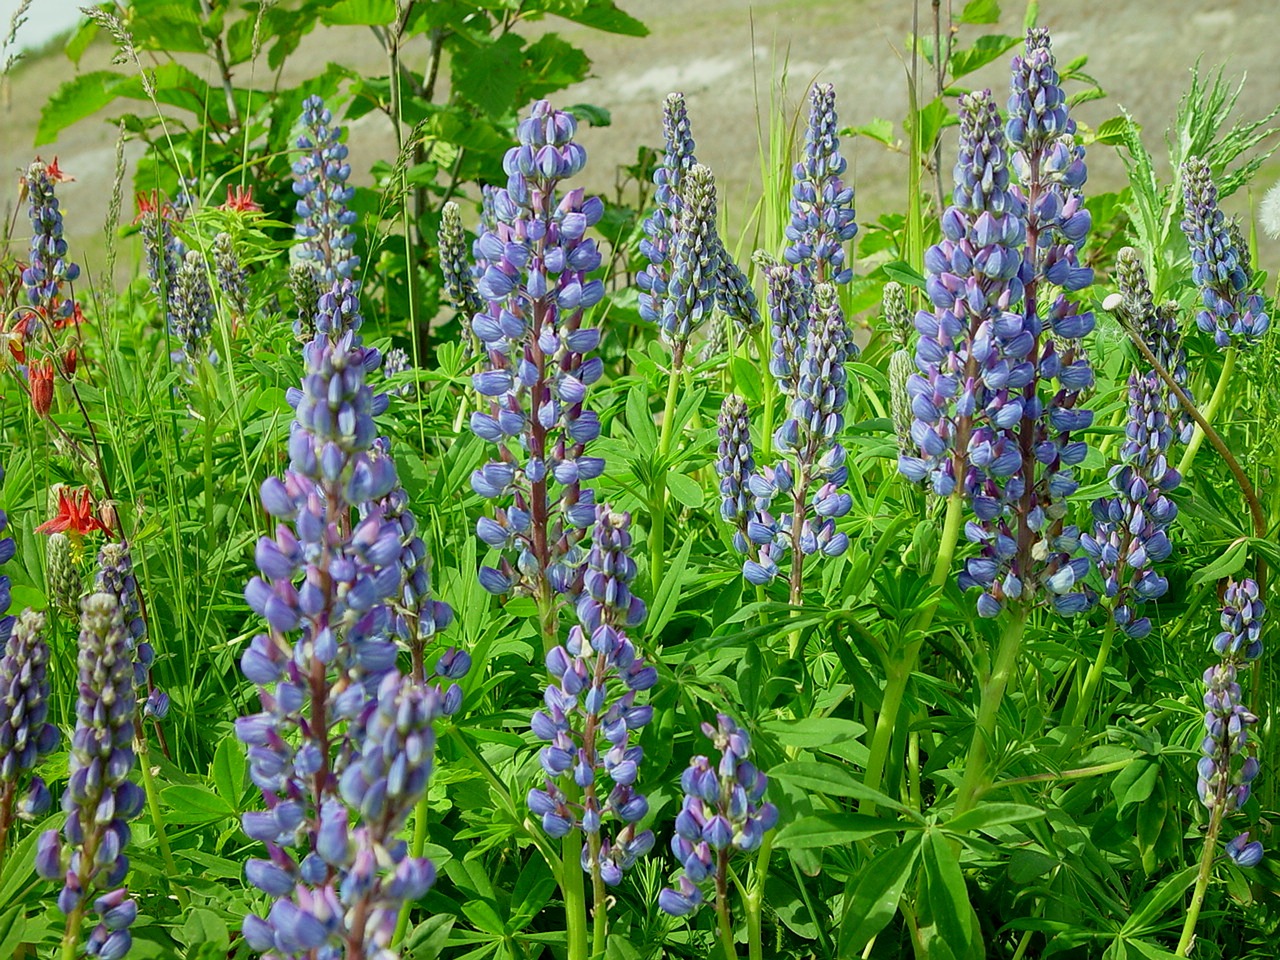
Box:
[715,395,755,553]
[784,83,857,285]
[762,257,810,398]
[293,95,359,284]
[96,543,167,719]
[1181,157,1269,347]
[529,508,656,887]
[438,201,484,320]
[36,593,143,960]
[170,249,218,369]
[741,283,853,586]
[214,231,250,319]
[137,191,184,299]
[659,714,778,916]
[47,532,81,616]
[1198,578,1265,867]
[465,101,606,603]
[660,163,720,356]
[21,158,81,324]
[288,262,322,341]
[0,610,58,825]
[381,347,414,398]
[883,281,915,455]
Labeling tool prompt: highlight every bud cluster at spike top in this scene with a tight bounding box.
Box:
[466,100,607,599]
[785,83,857,285]
[1180,156,1270,347]
[658,714,778,917]
[293,94,360,284]
[529,507,656,883]
[21,159,81,323]
[1199,579,1266,868]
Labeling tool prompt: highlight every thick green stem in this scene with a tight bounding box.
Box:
[715,849,737,960]
[391,793,430,946]
[1177,345,1236,477]
[860,492,964,813]
[136,734,188,908]
[745,833,772,960]
[60,906,85,960]
[1069,617,1117,729]
[589,833,607,959]
[563,830,589,960]
[651,352,685,588]
[1177,804,1226,956]
[955,605,1029,815]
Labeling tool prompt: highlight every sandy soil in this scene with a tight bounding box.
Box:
[3,0,1278,283]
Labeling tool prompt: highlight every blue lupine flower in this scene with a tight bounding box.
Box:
[439,201,484,319]
[716,395,756,554]
[659,714,778,917]
[762,259,810,397]
[1181,157,1269,347]
[138,192,182,300]
[213,232,249,319]
[0,610,58,825]
[95,542,160,713]
[36,593,142,960]
[529,508,656,889]
[661,164,720,355]
[21,159,80,324]
[463,101,606,605]
[784,83,857,285]
[169,250,218,369]
[1197,578,1265,864]
[293,95,360,284]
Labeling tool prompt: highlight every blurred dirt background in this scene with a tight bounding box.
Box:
[3,0,1279,287]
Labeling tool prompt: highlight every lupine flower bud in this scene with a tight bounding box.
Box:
[660,714,778,916]
[170,250,217,369]
[0,610,58,793]
[662,164,720,355]
[530,508,655,889]
[289,262,322,341]
[137,192,182,300]
[37,593,140,957]
[439,202,483,319]
[293,95,359,283]
[21,159,81,323]
[381,346,414,398]
[1181,157,1269,347]
[95,543,156,706]
[29,358,54,418]
[785,83,857,284]
[761,257,809,397]
[213,231,249,319]
[47,531,81,616]
[716,396,756,554]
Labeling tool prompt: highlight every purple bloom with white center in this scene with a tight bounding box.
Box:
[529,508,655,899]
[293,95,359,284]
[1196,578,1265,865]
[463,101,606,612]
[659,714,778,917]
[0,610,58,837]
[35,593,142,959]
[740,284,853,588]
[784,83,857,285]
[21,159,80,323]
[1181,157,1270,347]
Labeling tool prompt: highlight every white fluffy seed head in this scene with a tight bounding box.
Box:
[1260,180,1280,240]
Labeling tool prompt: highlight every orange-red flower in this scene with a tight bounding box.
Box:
[36,487,109,538]
[43,156,75,184]
[56,301,87,330]
[134,190,172,224]
[220,184,261,213]
[30,358,54,417]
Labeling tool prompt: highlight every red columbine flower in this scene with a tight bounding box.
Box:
[134,190,173,224]
[36,487,109,538]
[220,185,261,213]
[30,359,54,417]
[43,156,75,184]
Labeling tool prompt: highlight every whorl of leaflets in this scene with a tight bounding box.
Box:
[467,101,606,603]
[637,94,759,338]
[1082,252,1179,639]
[292,95,360,284]
[528,508,656,888]
[901,31,1096,618]
[785,83,858,285]
[1180,157,1270,347]
[658,714,778,916]
[36,594,143,960]
[1198,579,1265,868]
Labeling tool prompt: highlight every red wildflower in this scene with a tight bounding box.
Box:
[56,302,87,330]
[220,184,261,213]
[134,190,172,224]
[36,487,109,537]
[62,347,78,376]
[43,156,75,184]
[30,359,54,417]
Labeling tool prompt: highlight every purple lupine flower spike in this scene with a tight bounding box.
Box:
[21,159,81,325]
[439,201,484,319]
[0,610,58,832]
[529,508,656,896]
[36,593,142,960]
[712,234,760,332]
[465,101,606,609]
[638,93,697,331]
[716,396,755,554]
[95,542,162,716]
[1197,578,1265,865]
[293,95,359,284]
[288,262,322,342]
[761,258,810,398]
[785,83,857,285]
[213,232,250,319]
[139,193,182,300]
[1181,157,1269,347]
[659,714,778,917]
[169,250,218,369]
[661,164,720,357]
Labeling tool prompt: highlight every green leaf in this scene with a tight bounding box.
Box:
[919,829,983,960]
[452,33,527,118]
[774,812,908,849]
[64,17,100,65]
[728,356,762,402]
[1189,538,1248,586]
[1111,759,1159,812]
[211,734,245,806]
[539,0,648,36]
[404,915,454,959]
[1122,866,1199,934]
[1095,115,1139,146]
[37,71,123,145]
[956,0,1000,24]
[163,784,237,821]
[508,858,555,930]
[461,899,507,936]
[945,802,1045,834]
[177,909,229,950]
[0,905,24,960]
[852,118,896,146]
[770,761,922,820]
[647,535,693,639]
[762,716,865,749]
[949,34,1021,81]
[320,0,395,25]
[521,34,592,104]
[838,834,922,955]
[626,382,658,453]
[883,260,927,290]
[665,471,704,508]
